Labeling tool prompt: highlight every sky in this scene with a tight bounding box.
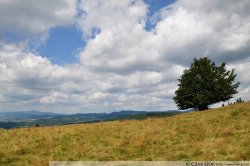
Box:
[0,0,250,113]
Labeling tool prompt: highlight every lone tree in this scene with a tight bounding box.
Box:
[174,57,240,111]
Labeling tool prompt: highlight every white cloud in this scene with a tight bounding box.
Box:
[0,0,77,42]
[78,0,158,74]
[228,58,250,101]
[76,0,250,110]
[0,44,89,112]
[1,0,250,113]
[78,0,147,37]
[220,34,250,51]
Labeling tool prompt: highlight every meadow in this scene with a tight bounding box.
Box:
[0,102,249,165]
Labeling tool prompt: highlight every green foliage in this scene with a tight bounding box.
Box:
[174,57,240,111]
[228,98,245,105]
[236,97,244,103]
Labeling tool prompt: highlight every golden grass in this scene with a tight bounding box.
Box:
[0,102,250,165]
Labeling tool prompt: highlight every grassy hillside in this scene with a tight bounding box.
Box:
[0,102,249,165]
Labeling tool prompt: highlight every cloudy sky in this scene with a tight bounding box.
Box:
[0,0,250,113]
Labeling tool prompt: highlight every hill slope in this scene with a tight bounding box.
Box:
[0,102,249,165]
[0,110,183,129]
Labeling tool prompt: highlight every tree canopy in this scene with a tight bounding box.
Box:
[174,57,240,111]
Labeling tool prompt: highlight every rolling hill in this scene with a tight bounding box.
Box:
[0,102,249,165]
[0,110,183,129]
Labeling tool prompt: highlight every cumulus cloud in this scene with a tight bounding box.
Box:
[78,0,157,74]
[228,58,250,100]
[0,0,250,113]
[0,44,87,112]
[76,0,250,110]
[0,0,77,42]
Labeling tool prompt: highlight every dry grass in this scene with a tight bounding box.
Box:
[0,102,250,165]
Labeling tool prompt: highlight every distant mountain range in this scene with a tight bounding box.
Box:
[0,110,58,121]
[0,110,191,129]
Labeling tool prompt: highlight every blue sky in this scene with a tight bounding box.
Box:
[0,0,250,113]
[37,26,85,65]
[145,0,175,14]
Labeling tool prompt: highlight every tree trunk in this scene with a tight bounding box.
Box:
[198,106,208,111]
